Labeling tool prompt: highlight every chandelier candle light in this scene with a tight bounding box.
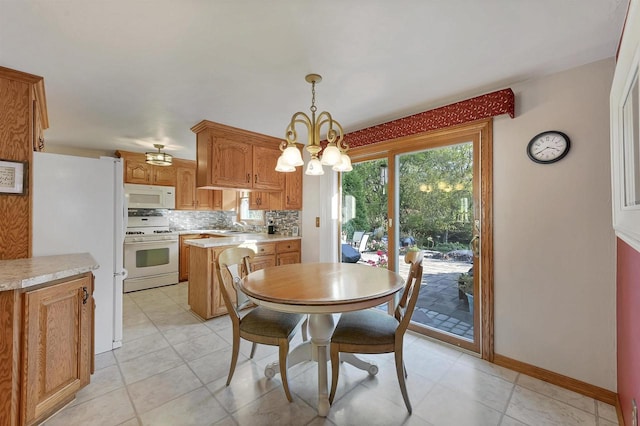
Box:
[275,74,352,175]
[145,144,173,166]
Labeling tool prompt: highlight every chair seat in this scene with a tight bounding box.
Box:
[240,307,303,338]
[332,309,398,345]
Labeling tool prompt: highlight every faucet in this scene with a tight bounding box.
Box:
[232,221,248,231]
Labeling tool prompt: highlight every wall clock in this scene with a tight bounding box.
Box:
[526,131,571,164]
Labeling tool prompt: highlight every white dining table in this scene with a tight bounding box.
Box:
[239,262,405,416]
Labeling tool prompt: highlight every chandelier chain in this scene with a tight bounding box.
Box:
[310,81,317,113]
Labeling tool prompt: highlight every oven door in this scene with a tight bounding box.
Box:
[123,239,179,292]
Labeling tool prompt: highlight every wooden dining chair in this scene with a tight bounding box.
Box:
[217,247,304,402]
[328,251,424,413]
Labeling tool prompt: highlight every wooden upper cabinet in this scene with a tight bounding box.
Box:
[252,145,283,191]
[176,160,206,210]
[191,120,285,192]
[124,155,152,184]
[153,165,176,186]
[118,151,176,186]
[249,191,272,210]
[176,162,199,209]
[197,188,216,210]
[0,66,49,259]
[212,190,237,211]
[283,167,303,210]
[212,136,253,188]
[175,159,236,211]
[254,167,301,211]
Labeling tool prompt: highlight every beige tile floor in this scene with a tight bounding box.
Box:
[46,282,619,426]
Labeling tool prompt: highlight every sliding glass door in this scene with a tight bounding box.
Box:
[341,158,388,268]
[340,120,492,355]
[396,141,479,351]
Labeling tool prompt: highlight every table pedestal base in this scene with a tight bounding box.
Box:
[264,313,378,417]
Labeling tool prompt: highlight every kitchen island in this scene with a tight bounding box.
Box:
[0,253,97,426]
[185,234,301,319]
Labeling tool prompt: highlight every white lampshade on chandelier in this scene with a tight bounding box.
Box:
[275,74,352,176]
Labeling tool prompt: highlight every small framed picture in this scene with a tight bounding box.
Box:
[0,159,27,195]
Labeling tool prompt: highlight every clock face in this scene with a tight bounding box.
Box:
[527,131,570,164]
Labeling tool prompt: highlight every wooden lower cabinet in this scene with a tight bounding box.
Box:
[0,272,94,426]
[179,234,211,282]
[249,242,276,273]
[188,239,300,320]
[276,240,301,265]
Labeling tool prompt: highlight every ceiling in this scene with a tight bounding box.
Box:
[0,0,628,161]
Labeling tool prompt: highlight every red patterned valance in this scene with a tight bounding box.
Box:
[344,88,515,148]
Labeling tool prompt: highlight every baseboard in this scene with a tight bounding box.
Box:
[616,394,626,426]
[493,354,617,406]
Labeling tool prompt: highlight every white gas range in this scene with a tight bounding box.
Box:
[124,216,179,293]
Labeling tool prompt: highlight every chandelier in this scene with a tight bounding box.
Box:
[145,144,173,166]
[275,73,352,175]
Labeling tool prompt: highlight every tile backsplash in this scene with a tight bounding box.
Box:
[265,210,301,236]
[167,210,233,231]
[128,209,300,235]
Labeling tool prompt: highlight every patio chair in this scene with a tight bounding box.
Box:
[357,233,370,252]
[216,247,305,402]
[329,251,424,413]
[351,231,365,247]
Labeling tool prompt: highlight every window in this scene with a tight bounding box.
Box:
[239,194,264,224]
[611,0,640,251]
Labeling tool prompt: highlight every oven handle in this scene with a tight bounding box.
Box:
[124,239,178,246]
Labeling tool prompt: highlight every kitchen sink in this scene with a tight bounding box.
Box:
[207,229,247,234]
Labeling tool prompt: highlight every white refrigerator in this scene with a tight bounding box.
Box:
[32,152,126,354]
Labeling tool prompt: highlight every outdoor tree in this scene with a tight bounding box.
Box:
[342,159,387,239]
[342,143,474,251]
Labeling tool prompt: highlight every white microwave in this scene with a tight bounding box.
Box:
[124,184,175,209]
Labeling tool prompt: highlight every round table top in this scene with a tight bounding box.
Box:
[239,262,405,314]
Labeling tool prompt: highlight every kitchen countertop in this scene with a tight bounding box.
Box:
[0,253,99,292]
[176,229,267,236]
[176,229,227,235]
[185,234,301,248]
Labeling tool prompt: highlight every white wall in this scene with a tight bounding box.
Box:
[493,58,617,390]
[301,151,341,263]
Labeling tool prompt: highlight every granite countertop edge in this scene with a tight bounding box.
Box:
[185,234,301,248]
[0,253,99,292]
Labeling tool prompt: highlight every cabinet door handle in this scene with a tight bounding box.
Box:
[246,173,250,183]
[287,196,290,204]
[82,287,89,304]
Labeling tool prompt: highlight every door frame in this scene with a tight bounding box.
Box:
[343,118,494,360]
